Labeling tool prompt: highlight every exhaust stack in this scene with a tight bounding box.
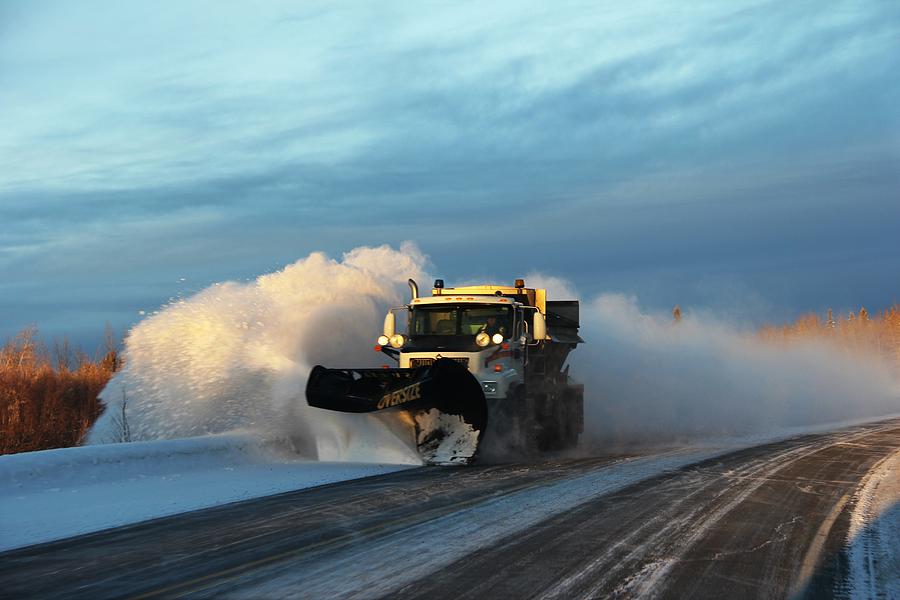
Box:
[408,278,419,300]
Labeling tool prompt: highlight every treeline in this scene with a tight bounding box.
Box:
[0,327,119,455]
[758,304,900,368]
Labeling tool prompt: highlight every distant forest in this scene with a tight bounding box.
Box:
[758,304,900,369]
[2,304,899,455]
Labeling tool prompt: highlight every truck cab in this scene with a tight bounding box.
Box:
[399,294,525,402]
[379,279,580,411]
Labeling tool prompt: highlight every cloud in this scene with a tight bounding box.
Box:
[3,0,898,194]
[1,0,898,344]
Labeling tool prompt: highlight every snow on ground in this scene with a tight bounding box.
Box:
[847,447,900,599]
[0,435,414,552]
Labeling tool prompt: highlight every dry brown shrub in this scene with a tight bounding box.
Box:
[0,327,118,455]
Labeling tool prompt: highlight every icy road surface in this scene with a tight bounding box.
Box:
[1,419,899,599]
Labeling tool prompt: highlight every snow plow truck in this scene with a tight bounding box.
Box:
[306,279,584,464]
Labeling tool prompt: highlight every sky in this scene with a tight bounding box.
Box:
[2,0,899,350]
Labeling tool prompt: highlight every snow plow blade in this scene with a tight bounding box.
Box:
[306,358,487,465]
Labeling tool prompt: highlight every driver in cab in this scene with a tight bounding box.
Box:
[481,315,507,338]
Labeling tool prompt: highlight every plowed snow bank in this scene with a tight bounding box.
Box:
[847,448,900,598]
[0,436,413,552]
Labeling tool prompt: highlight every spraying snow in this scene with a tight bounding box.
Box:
[526,274,898,446]
[414,409,481,466]
[88,243,429,464]
[573,294,900,447]
[89,253,899,463]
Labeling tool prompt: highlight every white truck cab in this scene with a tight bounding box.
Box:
[378,280,549,401]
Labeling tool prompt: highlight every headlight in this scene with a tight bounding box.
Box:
[377,335,389,346]
[475,332,490,347]
[491,333,504,345]
[389,334,405,348]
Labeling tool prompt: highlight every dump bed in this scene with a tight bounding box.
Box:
[546,300,584,344]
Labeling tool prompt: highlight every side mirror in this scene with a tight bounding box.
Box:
[383,312,396,337]
[532,311,546,341]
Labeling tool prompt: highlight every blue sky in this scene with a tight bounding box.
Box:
[2,0,899,349]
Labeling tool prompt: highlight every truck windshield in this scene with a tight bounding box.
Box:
[411,305,512,338]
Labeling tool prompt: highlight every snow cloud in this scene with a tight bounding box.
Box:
[88,243,430,464]
[575,294,900,446]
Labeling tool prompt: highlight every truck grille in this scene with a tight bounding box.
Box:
[409,357,469,368]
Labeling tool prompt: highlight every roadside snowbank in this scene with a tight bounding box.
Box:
[847,447,900,598]
[0,436,414,552]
